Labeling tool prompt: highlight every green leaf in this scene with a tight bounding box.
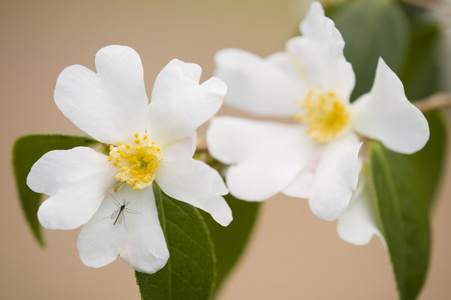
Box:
[136,184,216,300]
[327,0,410,100]
[202,194,261,294]
[369,112,446,300]
[12,134,97,245]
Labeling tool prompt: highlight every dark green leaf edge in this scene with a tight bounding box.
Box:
[136,184,217,300]
[370,143,427,300]
[369,111,447,300]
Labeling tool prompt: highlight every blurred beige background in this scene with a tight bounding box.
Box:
[1,0,451,299]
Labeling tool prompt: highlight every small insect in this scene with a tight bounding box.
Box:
[106,193,142,231]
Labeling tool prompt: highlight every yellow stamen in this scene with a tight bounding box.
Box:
[109,133,163,190]
[295,88,351,142]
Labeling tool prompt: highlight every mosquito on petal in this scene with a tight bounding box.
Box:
[108,195,142,231]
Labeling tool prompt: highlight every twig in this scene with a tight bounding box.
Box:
[399,0,451,16]
[415,93,451,112]
[196,143,208,152]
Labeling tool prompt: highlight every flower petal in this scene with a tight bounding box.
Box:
[207,116,318,201]
[77,193,126,269]
[27,147,117,229]
[77,186,169,273]
[155,159,232,226]
[337,182,385,246]
[351,58,429,154]
[162,132,197,162]
[266,52,306,82]
[148,59,226,147]
[214,48,304,117]
[282,168,315,199]
[54,45,148,144]
[118,187,169,273]
[300,2,345,58]
[308,134,362,221]
[286,2,355,99]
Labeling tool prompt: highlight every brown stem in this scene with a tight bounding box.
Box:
[414,93,451,112]
[196,143,208,152]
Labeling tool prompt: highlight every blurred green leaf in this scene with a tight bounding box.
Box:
[369,112,446,300]
[12,134,97,245]
[136,184,216,300]
[328,0,409,100]
[400,6,442,99]
[202,194,261,294]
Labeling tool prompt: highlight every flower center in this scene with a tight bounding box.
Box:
[295,89,351,142]
[108,133,163,190]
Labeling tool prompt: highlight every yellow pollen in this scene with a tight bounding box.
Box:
[109,133,163,190]
[295,88,351,142]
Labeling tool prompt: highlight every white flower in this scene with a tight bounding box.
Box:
[27,45,232,274]
[207,2,429,224]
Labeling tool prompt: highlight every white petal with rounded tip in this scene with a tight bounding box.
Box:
[77,186,169,273]
[207,116,318,201]
[337,183,385,246]
[287,1,355,100]
[27,147,117,230]
[214,48,303,117]
[282,168,315,199]
[352,58,429,154]
[54,45,148,145]
[155,159,232,226]
[148,59,226,147]
[118,187,169,273]
[161,132,197,162]
[308,134,362,221]
[157,159,228,196]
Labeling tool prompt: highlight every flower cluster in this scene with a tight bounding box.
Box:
[206,2,429,245]
[27,1,430,276]
[27,45,232,274]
